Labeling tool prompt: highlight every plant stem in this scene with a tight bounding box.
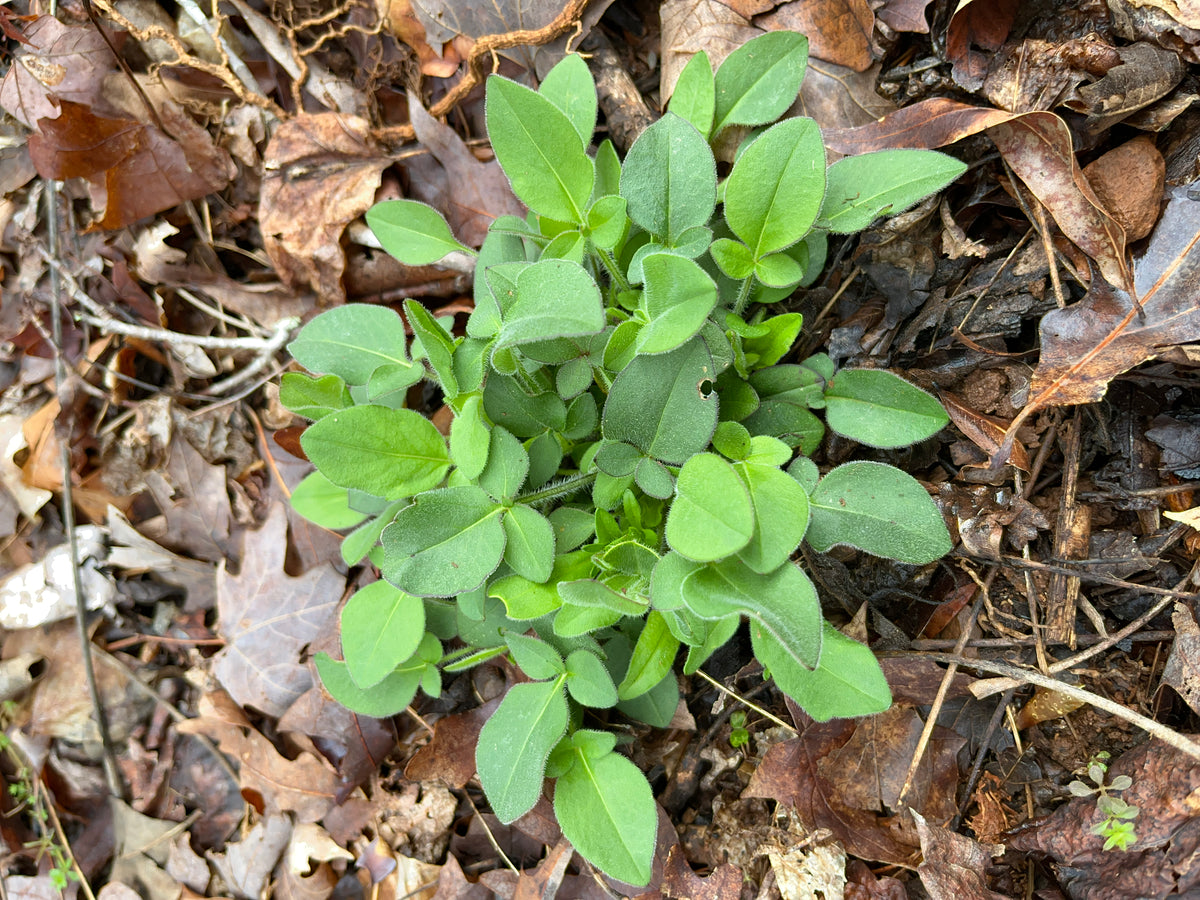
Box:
[732,276,755,317]
[598,249,631,293]
[514,469,598,505]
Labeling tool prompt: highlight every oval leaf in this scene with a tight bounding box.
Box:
[724,117,826,258]
[666,453,754,562]
[366,199,472,265]
[824,369,949,447]
[620,112,716,243]
[817,149,967,234]
[554,748,657,887]
[486,76,595,223]
[288,305,414,386]
[713,31,809,136]
[381,485,505,596]
[315,652,420,718]
[477,679,569,822]
[807,461,951,563]
[341,581,426,688]
[300,406,450,500]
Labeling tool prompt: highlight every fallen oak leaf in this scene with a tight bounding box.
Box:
[0,15,110,129]
[28,100,234,229]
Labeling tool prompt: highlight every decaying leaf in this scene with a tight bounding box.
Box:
[0,15,109,129]
[822,98,1016,155]
[662,845,742,900]
[912,811,1007,900]
[260,113,392,303]
[798,60,897,136]
[1029,182,1200,408]
[211,503,343,717]
[988,111,1131,293]
[1162,602,1200,716]
[28,100,234,230]
[1082,135,1166,241]
[1071,41,1187,129]
[945,0,1020,90]
[758,0,876,72]
[660,0,759,99]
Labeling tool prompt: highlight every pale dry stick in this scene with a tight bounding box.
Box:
[807,266,863,332]
[39,246,300,351]
[952,227,1034,338]
[120,810,203,860]
[460,789,520,875]
[43,191,126,803]
[1033,199,1066,309]
[694,669,797,735]
[892,650,1200,762]
[175,287,272,337]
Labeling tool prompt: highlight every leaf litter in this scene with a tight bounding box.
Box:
[2,0,1200,897]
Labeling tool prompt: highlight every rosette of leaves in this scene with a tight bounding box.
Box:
[281,31,963,887]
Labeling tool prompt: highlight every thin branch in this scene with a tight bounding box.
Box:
[694,669,797,735]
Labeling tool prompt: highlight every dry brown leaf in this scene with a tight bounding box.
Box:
[0,15,110,129]
[797,60,896,137]
[759,0,876,71]
[1163,602,1200,716]
[822,98,1016,155]
[945,0,1020,90]
[660,0,759,100]
[912,812,1007,900]
[178,715,341,822]
[404,699,500,788]
[1072,41,1187,128]
[661,845,741,900]
[1082,135,1165,241]
[1028,181,1200,408]
[207,814,294,899]
[28,100,234,230]
[260,113,392,304]
[988,110,1131,292]
[143,434,234,566]
[383,0,462,76]
[211,503,343,718]
[939,390,1032,473]
[876,0,933,33]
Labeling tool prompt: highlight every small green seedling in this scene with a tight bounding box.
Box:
[1068,752,1139,851]
[281,31,963,886]
[728,710,750,749]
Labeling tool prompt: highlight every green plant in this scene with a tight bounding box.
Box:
[1068,751,1139,851]
[281,31,962,886]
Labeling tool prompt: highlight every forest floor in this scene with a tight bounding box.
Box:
[1,0,1200,897]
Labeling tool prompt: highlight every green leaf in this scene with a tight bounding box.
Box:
[823,369,948,448]
[713,31,808,136]
[593,139,622,200]
[558,579,647,616]
[554,603,623,637]
[817,149,968,234]
[807,461,951,563]
[565,649,619,708]
[681,558,822,668]
[489,553,589,620]
[712,421,752,460]
[404,300,459,398]
[539,53,597,146]
[288,305,413,385]
[503,505,556,583]
[477,678,569,822]
[638,254,718,355]
[525,431,564,490]
[315,652,421,718]
[279,372,352,420]
[505,631,566,680]
[341,581,425,688]
[754,250,805,288]
[365,360,424,405]
[449,394,491,480]
[549,508,596,552]
[289,471,368,530]
[595,440,640,477]
[620,112,716,244]
[602,338,719,464]
[486,76,595,223]
[587,195,629,251]
[554,748,657,887]
[634,457,675,499]
[300,406,450,500]
[666,453,754,561]
[669,51,715,140]
[681,612,740,674]
[542,230,587,262]
[742,313,802,368]
[494,258,604,351]
[341,500,404,565]
[381,485,506,596]
[478,426,529,502]
[483,375,567,438]
[366,199,473,265]
[618,611,680,701]
[735,462,810,574]
[753,621,891,721]
[604,635,680,727]
[650,551,700,612]
[709,238,756,280]
[724,117,825,258]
